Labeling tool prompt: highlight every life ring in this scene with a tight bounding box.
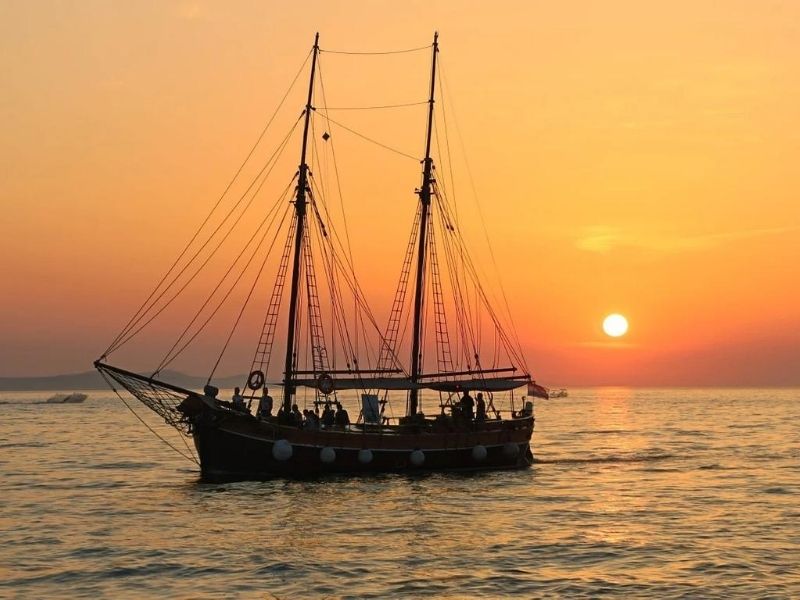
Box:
[317,372,335,395]
[247,370,265,390]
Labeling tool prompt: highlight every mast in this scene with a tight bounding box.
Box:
[408,32,438,416]
[283,33,319,414]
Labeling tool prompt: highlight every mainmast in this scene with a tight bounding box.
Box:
[283,33,319,414]
[408,32,438,416]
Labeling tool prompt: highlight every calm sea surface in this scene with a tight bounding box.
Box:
[1,388,798,598]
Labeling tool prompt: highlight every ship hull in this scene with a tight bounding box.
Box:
[191,411,534,481]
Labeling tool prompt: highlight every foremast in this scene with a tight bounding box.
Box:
[283,33,320,415]
[408,32,439,417]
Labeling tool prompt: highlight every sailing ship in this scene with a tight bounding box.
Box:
[95,33,541,480]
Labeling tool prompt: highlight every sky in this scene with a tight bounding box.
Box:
[1,0,798,385]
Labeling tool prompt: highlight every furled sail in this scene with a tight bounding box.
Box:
[292,373,531,392]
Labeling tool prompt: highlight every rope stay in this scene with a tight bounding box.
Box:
[431,174,527,371]
[103,51,311,358]
[308,174,404,376]
[321,101,427,111]
[427,208,454,376]
[312,109,419,161]
[378,205,421,372]
[206,200,294,383]
[158,194,294,374]
[320,44,431,56]
[106,114,304,356]
[98,367,199,465]
[316,57,361,362]
[437,59,529,372]
[306,174,407,377]
[248,213,297,382]
[154,179,295,373]
[302,212,331,374]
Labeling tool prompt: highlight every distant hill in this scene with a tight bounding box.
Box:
[0,370,247,391]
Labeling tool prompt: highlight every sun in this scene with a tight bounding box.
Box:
[603,313,629,337]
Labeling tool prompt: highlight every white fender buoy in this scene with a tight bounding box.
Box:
[472,445,487,462]
[272,439,293,461]
[503,442,519,458]
[320,447,336,464]
[410,449,425,466]
[358,449,373,464]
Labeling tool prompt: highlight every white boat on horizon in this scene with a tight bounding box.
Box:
[45,393,88,404]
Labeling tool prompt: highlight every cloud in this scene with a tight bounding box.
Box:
[575,225,796,254]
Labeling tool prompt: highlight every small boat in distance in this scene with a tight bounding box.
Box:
[96,33,543,480]
[45,393,88,404]
[548,388,568,398]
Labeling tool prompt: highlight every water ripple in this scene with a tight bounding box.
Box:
[1,388,799,598]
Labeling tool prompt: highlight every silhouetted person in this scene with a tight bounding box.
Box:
[475,392,486,421]
[459,390,474,421]
[291,403,303,428]
[257,387,273,419]
[334,402,350,427]
[232,387,246,411]
[322,402,335,428]
[277,405,290,425]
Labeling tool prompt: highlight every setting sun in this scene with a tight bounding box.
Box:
[603,314,629,338]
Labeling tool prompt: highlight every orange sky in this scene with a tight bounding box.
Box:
[1,1,798,384]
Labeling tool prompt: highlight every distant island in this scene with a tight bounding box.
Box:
[0,370,246,391]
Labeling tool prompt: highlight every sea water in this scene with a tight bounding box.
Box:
[1,388,798,598]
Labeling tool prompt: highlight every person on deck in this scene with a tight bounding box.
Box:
[306,409,320,430]
[475,392,486,422]
[322,402,335,428]
[257,387,273,419]
[276,406,286,423]
[291,404,303,428]
[459,390,475,421]
[334,402,350,428]
[232,387,246,411]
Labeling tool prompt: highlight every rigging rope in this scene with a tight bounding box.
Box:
[320,45,431,55]
[321,101,427,111]
[103,51,311,358]
[308,176,385,378]
[207,201,294,382]
[157,184,295,373]
[434,190,478,370]
[434,184,525,370]
[438,60,529,372]
[107,115,303,355]
[312,109,419,161]
[99,370,199,465]
[247,212,297,381]
[316,57,361,362]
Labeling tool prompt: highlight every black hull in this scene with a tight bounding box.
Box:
[192,413,534,481]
